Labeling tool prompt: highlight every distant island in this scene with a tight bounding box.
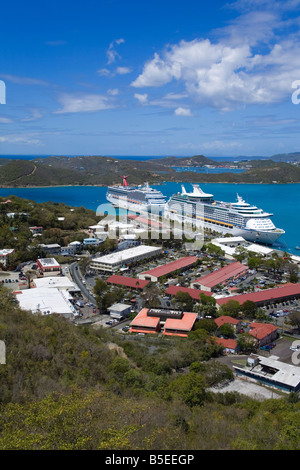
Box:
[0,153,300,187]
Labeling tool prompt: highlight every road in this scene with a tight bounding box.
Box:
[70,262,97,304]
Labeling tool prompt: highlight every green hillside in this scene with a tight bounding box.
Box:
[0,285,299,450]
[0,156,300,186]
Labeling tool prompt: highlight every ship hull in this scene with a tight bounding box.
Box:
[165,210,284,245]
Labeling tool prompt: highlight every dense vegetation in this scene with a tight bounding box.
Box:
[0,196,100,268]
[1,155,300,187]
[0,285,299,450]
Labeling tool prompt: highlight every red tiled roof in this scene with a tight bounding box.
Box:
[214,315,241,327]
[165,285,213,300]
[213,337,238,350]
[249,322,278,340]
[193,261,248,288]
[130,308,160,328]
[140,256,199,279]
[129,308,197,336]
[216,283,300,306]
[164,312,197,332]
[106,275,150,289]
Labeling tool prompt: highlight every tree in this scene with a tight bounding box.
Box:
[173,291,194,311]
[219,299,240,317]
[166,372,207,407]
[218,323,235,338]
[240,300,258,319]
[93,278,109,310]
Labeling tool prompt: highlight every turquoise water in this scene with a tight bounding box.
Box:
[0,183,299,255]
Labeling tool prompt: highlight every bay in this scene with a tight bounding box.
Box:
[0,182,299,255]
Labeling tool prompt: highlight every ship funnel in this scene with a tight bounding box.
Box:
[120,175,129,187]
[181,185,186,195]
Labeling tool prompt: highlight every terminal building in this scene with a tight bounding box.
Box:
[89,245,162,273]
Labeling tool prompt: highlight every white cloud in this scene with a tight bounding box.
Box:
[0,74,49,86]
[107,88,119,96]
[115,66,132,75]
[0,134,41,145]
[97,68,111,77]
[54,93,116,114]
[131,6,300,111]
[134,93,149,105]
[174,107,193,117]
[107,38,125,64]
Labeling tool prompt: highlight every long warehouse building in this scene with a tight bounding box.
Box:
[89,245,162,273]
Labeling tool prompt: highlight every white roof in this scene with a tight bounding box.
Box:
[108,303,131,312]
[16,287,76,315]
[0,249,14,256]
[93,245,161,265]
[38,258,61,268]
[33,277,80,291]
[213,237,246,244]
[246,243,274,255]
[255,355,300,388]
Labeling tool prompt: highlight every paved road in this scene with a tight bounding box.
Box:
[70,262,96,304]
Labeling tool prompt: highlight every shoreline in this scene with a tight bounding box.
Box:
[1,181,300,189]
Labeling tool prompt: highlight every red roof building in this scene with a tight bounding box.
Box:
[138,256,199,282]
[214,315,242,333]
[191,261,248,292]
[248,322,278,346]
[165,285,213,300]
[216,283,300,308]
[213,337,238,353]
[106,275,150,290]
[129,307,197,337]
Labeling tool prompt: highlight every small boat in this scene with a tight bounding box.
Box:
[295,246,300,250]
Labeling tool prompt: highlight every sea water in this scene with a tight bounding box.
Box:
[0,182,299,254]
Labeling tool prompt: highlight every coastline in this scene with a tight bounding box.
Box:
[0,181,300,189]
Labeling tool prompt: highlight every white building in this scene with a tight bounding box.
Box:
[108,303,132,320]
[16,287,76,317]
[33,277,80,293]
[0,249,14,267]
[89,245,162,273]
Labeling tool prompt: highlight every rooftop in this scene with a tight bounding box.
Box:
[16,287,76,316]
[165,285,213,300]
[93,245,161,264]
[214,315,241,327]
[216,282,300,306]
[106,275,150,289]
[140,256,199,278]
[249,321,278,340]
[37,258,61,268]
[193,261,248,288]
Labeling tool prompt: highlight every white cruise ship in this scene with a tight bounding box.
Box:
[106,176,167,214]
[164,184,285,245]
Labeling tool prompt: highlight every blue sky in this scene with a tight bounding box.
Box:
[1,0,300,157]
